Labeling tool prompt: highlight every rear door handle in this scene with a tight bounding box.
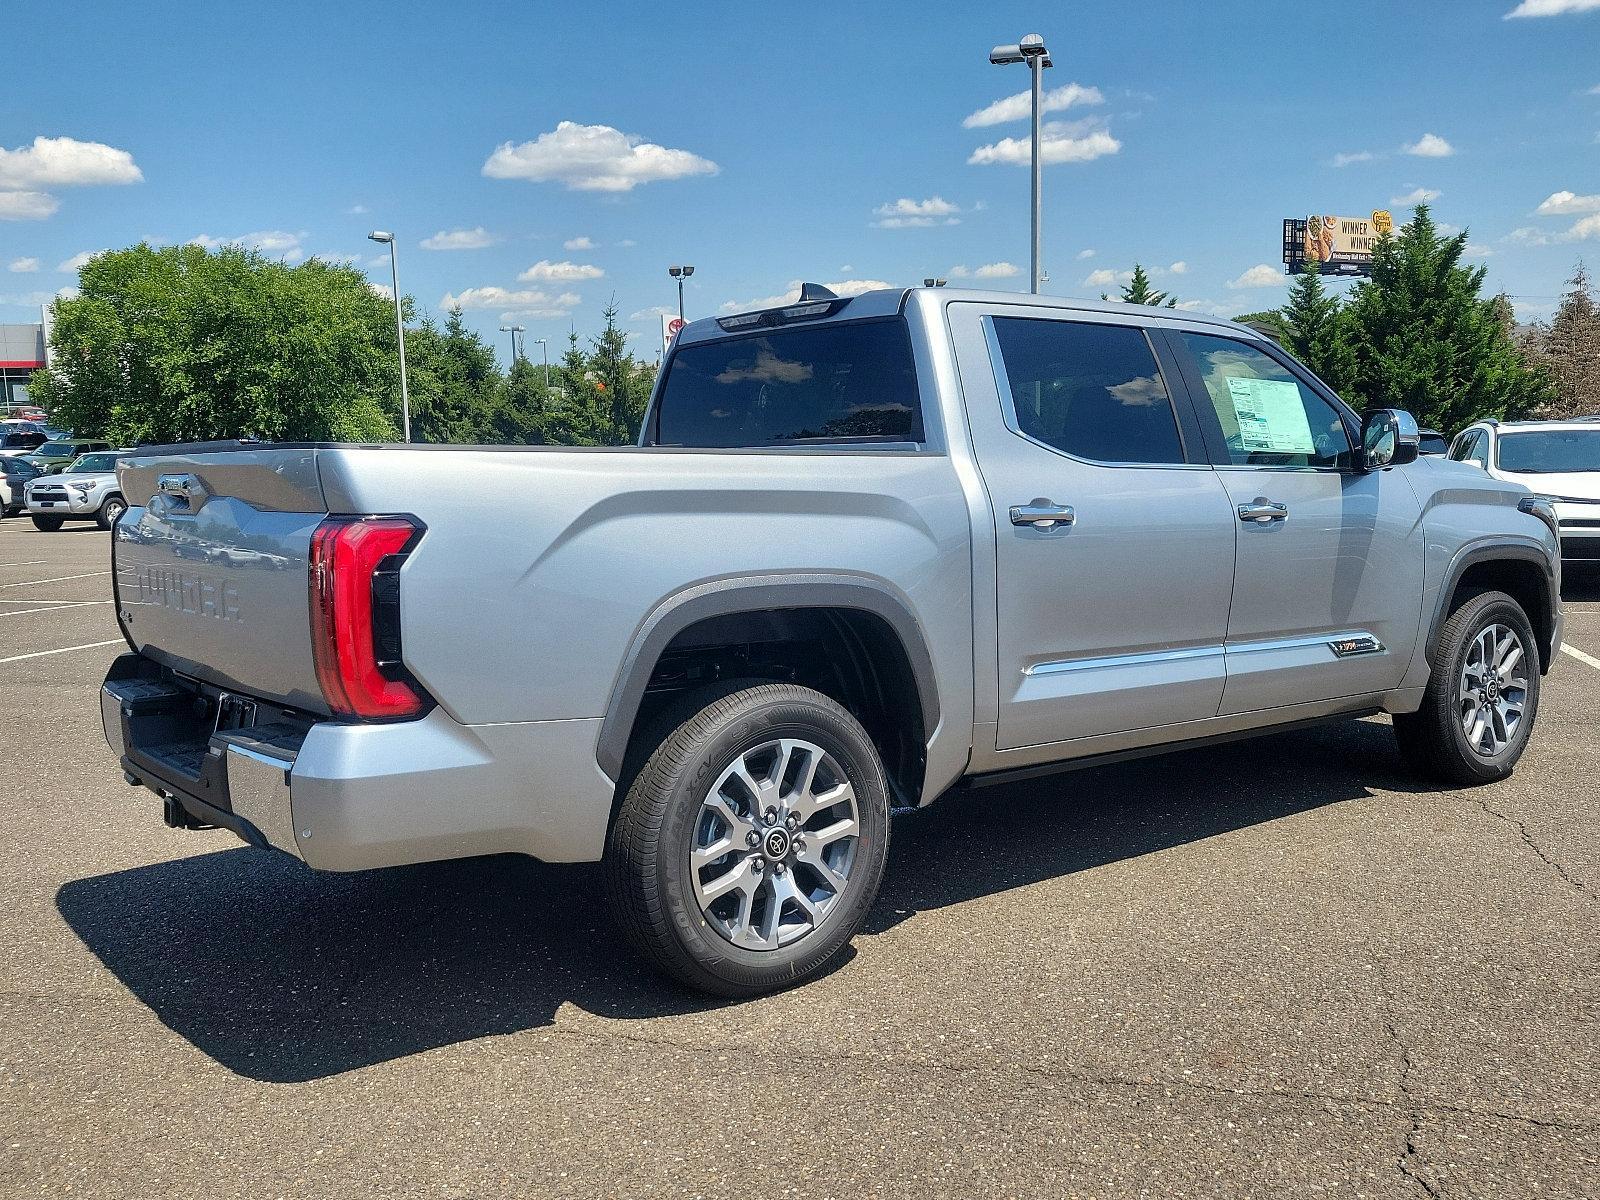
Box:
[1010,499,1076,529]
[1237,500,1288,523]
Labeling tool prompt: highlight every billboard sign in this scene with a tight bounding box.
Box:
[1282,210,1393,276]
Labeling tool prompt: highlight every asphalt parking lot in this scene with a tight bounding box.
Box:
[1,519,1596,1199]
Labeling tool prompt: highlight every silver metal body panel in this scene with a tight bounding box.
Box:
[102,288,1562,869]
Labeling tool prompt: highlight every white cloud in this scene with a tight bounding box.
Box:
[720,278,891,313]
[1403,133,1455,158]
[1506,0,1600,15]
[970,119,1121,166]
[1565,213,1600,240]
[630,305,675,320]
[419,226,496,251]
[1506,226,1551,245]
[56,285,79,301]
[1463,243,1496,257]
[56,250,103,272]
[1168,261,1189,275]
[1536,189,1600,215]
[1391,187,1441,205]
[189,230,306,261]
[974,261,1021,278]
[482,121,718,192]
[839,264,854,274]
[563,235,595,251]
[0,136,142,189]
[347,204,369,215]
[1588,84,1600,94]
[872,196,962,228]
[1083,268,1132,288]
[440,286,582,315]
[368,282,393,300]
[518,259,604,282]
[7,257,39,272]
[1332,150,1375,167]
[0,290,58,306]
[947,265,970,278]
[1227,264,1285,289]
[963,83,1104,129]
[0,191,58,220]
[1076,248,1096,260]
[617,238,637,247]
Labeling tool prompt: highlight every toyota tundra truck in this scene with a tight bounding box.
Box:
[99,285,1563,996]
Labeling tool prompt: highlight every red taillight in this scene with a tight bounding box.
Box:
[309,515,430,720]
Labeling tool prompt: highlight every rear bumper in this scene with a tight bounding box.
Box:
[101,654,617,869]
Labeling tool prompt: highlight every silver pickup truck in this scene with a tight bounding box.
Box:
[100,285,1563,995]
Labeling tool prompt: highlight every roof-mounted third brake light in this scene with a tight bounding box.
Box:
[716,283,846,332]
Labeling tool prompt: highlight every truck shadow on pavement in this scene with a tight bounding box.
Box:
[58,717,1423,1084]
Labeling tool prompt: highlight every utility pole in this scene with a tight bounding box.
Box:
[989,34,1052,295]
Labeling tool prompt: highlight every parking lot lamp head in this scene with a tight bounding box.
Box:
[988,33,1051,296]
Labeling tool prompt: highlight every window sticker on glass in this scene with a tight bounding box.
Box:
[1225,377,1316,454]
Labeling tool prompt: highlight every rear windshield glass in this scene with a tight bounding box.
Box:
[1496,430,1600,474]
[651,318,922,448]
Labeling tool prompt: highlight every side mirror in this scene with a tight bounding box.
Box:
[1359,409,1420,471]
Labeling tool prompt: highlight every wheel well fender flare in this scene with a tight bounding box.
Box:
[1425,539,1557,673]
[595,573,941,779]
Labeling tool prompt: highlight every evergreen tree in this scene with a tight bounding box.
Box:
[1339,205,1552,431]
[1528,263,1600,420]
[1104,263,1175,307]
[1280,257,1357,392]
[405,308,502,443]
[588,299,652,443]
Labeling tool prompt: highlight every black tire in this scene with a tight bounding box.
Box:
[606,681,892,997]
[96,494,126,530]
[1393,589,1541,785]
[30,514,64,532]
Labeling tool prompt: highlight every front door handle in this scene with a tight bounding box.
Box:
[1010,499,1076,529]
[1237,500,1288,523]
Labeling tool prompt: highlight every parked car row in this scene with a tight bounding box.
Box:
[0,447,130,530]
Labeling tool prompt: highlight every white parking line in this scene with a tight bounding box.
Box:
[0,560,46,568]
[0,639,122,665]
[1560,643,1600,672]
[0,598,82,605]
[0,571,111,589]
[0,601,112,619]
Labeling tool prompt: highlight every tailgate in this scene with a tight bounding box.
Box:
[114,445,331,713]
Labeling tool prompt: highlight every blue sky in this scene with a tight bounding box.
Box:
[3,0,1599,366]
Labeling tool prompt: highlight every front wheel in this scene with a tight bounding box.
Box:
[1394,589,1541,785]
[606,682,892,996]
[96,495,127,530]
[30,514,64,532]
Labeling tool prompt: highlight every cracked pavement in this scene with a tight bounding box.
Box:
[1,523,1597,1198]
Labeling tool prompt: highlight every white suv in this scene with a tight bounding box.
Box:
[1450,418,1600,567]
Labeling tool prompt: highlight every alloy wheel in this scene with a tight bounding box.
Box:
[689,738,860,951]
[1459,622,1528,757]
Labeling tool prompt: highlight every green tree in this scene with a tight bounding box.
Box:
[1104,263,1175,307]
[1338,205,1552,431]
[1231,310,1290,343]
[587,300,653,443]
[30,243,400,443]
[404,307,505,443]
[1280,257,1357,391]
[1526,262,1600,420]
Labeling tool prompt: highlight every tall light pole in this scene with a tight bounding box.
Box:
[499,324,525,364]
[668,265,694,320]
[533,337,549,390]
[367,230,411,441]
[989,34,1052,295]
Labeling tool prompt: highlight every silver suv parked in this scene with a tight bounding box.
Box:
[98,286,1562,995]
[25,450,130,531]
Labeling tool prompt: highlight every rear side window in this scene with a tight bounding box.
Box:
[989,317,1186,464]
[651,319,922,448]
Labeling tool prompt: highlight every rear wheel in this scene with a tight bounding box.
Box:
[30,514,64,532]
[1394,590,1540,785]
[606,682,891,996]
[96,494,127,530]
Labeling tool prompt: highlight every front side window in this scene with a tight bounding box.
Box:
[1496,429,1600,474]
[1178,332,1353,469]
[989,317,1186,465]
[652,319,921,448]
